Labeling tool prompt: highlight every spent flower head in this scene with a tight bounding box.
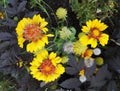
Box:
[56,7,67,19]
[63,42,73,54]
[59,26,72,40]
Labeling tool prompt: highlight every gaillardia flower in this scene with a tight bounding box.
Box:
[80,19,109,48]
[59,26,72,40]
[30,50,65,83]
[16,14,53,52]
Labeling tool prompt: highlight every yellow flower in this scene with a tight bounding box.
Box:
[0,12,4,19]
[30,50,65,83]
[73,40,87,55]
[16,14,54,52]
[80,19,109,48]
[56,7,67,19]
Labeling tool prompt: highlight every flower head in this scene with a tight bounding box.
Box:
[80,19,109,48]
[59,27,72,40]
[63,42,73,54]
[95,57,104,66]
[30,50,65,83]
[73,40,87,55]
[16,14,54,52]
[93,48,101,56]
[56,7,67,19]
[84,58,94,68]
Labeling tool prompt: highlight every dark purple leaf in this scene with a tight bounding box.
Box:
[60,78,81,89]
[75,88,81,91]
[96,65,110,81]
[0,41,10,50]
[66,67,78,75]
[0,32,13,41]
[85,62,96,77]
[9,0,17,7]
[90,77,106,87]
[67,55,77,68]
[6,7,17,15]
[107,81,118,91]
[77,58,84,70]
[17,1,27,13]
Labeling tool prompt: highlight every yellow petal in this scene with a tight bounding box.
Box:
[91,39,97,48]
[80,35,89,46]
[17,37,25,48]
[81,26,90,33]
[47,34,54,37]
[99,23,108,31]
[49,52,56,60]
[33,14,42,24]
[40,21,48,29]
[41,35,48,44]
[99,33,109,46]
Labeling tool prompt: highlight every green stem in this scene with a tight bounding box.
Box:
[41,0,58,26]
[36,1,51,23]
[110,39,120,46]
[3,0,8,19]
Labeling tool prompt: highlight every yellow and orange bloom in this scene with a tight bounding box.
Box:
[16,14,54,52]
[82,49,93,59]
[80,19,109,48]
[30,50,65,83]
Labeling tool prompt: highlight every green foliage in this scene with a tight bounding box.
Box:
[69,0,117,25]
[0,73,17,91]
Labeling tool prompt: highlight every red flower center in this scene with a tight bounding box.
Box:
[89,28,101,39]
[23,24,43,42]
[39,59,56,75]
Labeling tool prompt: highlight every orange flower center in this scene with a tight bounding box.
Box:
[39,59,56,75]
[23,24,43,42]
[89,28,101,39]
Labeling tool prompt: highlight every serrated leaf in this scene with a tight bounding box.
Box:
[0,32,13,41]
[60,78,81,89]
[9,0,17,7]
[0,41,10,51]
[17,1,27,13]
[67,55,77,68]
[6,7,17,15]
